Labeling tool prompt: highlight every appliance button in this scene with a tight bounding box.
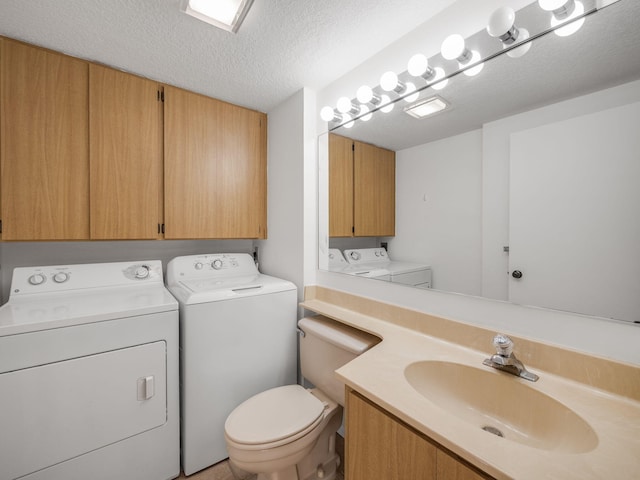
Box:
[211,259,223,270]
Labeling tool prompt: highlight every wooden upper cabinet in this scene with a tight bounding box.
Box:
[89,64,163,239]
[0,39,89,240]
[163,86,267,239]
[354,140,395,237]
[329,134,354,237]
[328,134,395,238]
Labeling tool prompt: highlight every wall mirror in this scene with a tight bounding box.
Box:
[318,0,640,324]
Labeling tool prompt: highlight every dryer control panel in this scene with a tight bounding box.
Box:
[166,253,258,284]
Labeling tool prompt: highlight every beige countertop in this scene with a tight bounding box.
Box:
[301,287,640,480]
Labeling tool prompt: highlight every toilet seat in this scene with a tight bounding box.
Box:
[225,385,326,449]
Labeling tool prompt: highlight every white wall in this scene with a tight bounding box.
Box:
[391,129,482,295]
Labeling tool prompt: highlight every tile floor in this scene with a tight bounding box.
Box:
[178,459,344,480]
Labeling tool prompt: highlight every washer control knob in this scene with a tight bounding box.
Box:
[28,274,46,286]
[194,262,204,270]
[349,251,361,261]
[211,259,223,270]
[135,265,151,279]
[53,272,69,283]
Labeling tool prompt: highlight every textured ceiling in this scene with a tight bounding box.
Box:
[0,0,457,113]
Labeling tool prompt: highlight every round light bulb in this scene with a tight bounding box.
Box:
[379,94,394,113]
[538,0,569,11]
[356,85,373,104]
[462,50,484,77]
[403,82,419,103]
[407,54,428,77]
[551,0,584,36]
[507,28,532,58]
[341,113,354,129]
[430,67,448,91]
[441,34,466,60]
[320,106,336,122]
[336,96,353,114]
[487,7,516,38]
[380,71,399,92]
[360,105,372,122]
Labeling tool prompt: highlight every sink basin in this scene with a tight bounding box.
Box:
[404,361,598,453]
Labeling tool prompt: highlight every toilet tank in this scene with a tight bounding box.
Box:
[298,315,380,406]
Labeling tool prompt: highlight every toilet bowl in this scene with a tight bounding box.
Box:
[223,316,380,480]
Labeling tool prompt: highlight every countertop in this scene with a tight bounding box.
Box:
[301,286,640,480]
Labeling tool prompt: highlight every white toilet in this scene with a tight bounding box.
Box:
[224,315,379,480]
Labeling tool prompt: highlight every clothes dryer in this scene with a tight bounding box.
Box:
[343,248,432,288]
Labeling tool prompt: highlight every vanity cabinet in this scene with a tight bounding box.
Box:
[89,64,163,239]
[0,38,90,240]
[163,86,267,239]
[346,389,492,480]
[329,134,395,237]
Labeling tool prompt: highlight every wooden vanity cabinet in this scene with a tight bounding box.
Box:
[328,134,395,237]
[346,389,492,480]
[0,39,90,240]
[89,64,164,239]
[163,86,267,239]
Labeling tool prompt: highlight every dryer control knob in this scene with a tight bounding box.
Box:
[194,262,204,270]
[28,274,46,286]
[211,259,223,270]
[349,251,361,261]
[53,272,69,283]
[135,265,151,279]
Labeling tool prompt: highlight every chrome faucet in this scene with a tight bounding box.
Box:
[483,334,539,382]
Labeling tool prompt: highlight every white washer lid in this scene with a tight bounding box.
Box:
[225,385,325,445]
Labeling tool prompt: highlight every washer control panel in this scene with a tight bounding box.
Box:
[10,260,163,297]
[343,248,389,265]
[166,253,258,284]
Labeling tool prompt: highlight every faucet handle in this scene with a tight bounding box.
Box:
[492,334,514,357]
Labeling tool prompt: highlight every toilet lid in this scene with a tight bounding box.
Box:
[225,385,325,445]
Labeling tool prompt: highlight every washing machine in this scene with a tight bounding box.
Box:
[165,253,298,476]
[328,248,391,281]
[0,260,179,480]
[343,248,432,288]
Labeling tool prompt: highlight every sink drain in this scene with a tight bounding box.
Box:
[481,425,504,438]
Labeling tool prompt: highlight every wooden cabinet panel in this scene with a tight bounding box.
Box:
[346,390,437,480]
[354,141,395,237]
[0,39,89,240]
[164,86,267,239]
[329,134,354,237]
[437,451,491,480]
[89,64,163,239]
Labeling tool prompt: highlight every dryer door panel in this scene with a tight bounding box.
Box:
[0,341,167,479]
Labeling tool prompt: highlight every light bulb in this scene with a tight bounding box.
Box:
[463,51,484,77]
[336,96,353,114]
[408,54,428,77]
[551,0,585,36]
[404,82,419,103]
[380,94,394,113]
[441,34,467,61]
[342,113,354,129]
[539,0,572,13]
[360,105,372,122]
[356,85,374,104]
[487,7,517,43]
[430,67,448,91]
[320,106,336,122]
[380,71,399,92]
[507,28,532,58]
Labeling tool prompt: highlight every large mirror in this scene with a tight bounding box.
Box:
[319,0,640,324]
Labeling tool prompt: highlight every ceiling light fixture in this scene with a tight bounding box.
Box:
[487,6,532,58]
[404,96,449,119]
[184,0,254,33]
[441,34,484,77]
[356,85,381,106]
[538,0,585,36]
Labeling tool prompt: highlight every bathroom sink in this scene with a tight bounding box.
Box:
[404,361,598,453]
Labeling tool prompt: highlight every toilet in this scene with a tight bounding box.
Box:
[224,315,379,480]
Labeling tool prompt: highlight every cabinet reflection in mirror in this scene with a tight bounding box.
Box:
[318,0,640,324]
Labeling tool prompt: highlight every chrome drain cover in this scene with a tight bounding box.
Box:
[481,425,504,437]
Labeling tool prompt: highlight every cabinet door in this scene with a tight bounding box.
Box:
[0,39,89,240]
[354,141,395,237]
[164,86,267,239]
[346,390,437,480]
[89,65,163,239]
[329,134,354,237]
[437,450,492,480]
